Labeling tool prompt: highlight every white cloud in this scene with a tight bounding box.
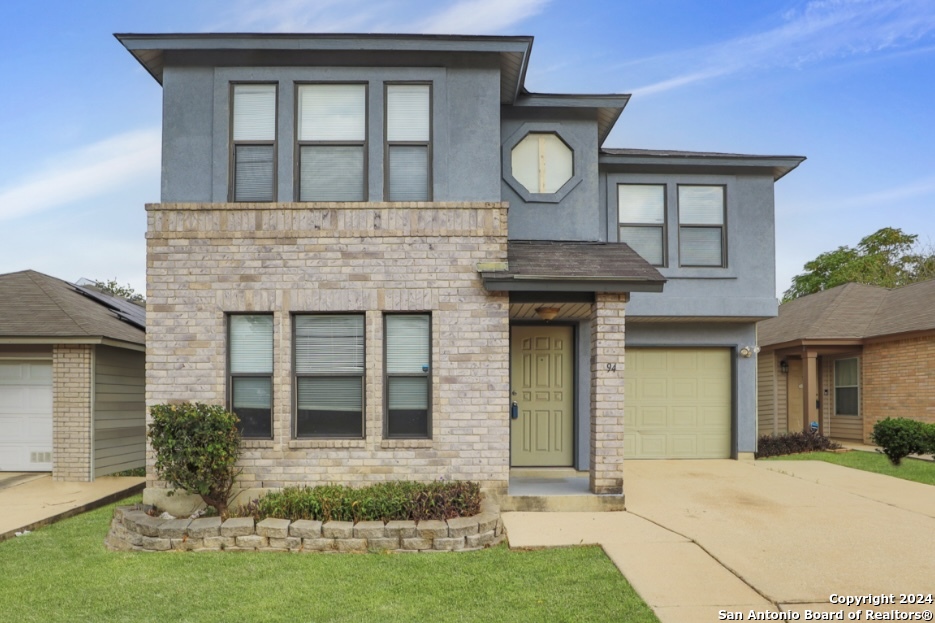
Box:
[0,129,161,222]
[630,0,935,96]
[787,174,935,216]
[213,0,548,34]
[416,0,548,34]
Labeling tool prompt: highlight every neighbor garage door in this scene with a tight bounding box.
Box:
[0,361,53,471]
[624,348,732,458]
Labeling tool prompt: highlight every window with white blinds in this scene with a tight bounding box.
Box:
[618,184,666,266]
[678,185,726,267]
[294,314,364,438]
[386,84,431,201]
[834,358,859,416]
[231,84,276,202]
[385,314,431,438]
[297,84,366,201]
[229,314,273,438]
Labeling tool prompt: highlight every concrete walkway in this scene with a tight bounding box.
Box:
[503,460,935,623]
[0,472,144,542]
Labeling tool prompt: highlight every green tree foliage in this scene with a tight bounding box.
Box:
[148,403,242,516]
[93,278,145,305]
[782,227,935,302]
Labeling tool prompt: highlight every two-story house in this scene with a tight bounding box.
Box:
[117,33,803,512]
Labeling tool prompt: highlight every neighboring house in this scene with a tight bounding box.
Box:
[116,32,803,508]
[757,279,935,443]
[0,270,146,481]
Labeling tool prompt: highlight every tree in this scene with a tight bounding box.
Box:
[782,227,935,302]
[92,278,145,306]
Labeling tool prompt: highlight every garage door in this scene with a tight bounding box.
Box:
[624,348,731,458]
[0,361,53,471]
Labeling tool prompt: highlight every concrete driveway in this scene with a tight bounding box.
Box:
[504,459,935,623]
[0,472,144,542]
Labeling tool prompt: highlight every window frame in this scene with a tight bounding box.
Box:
[383,82,433,202]
[292,313,366,439]
[511,131,575,195]
[383,313,432,440]
[228,82,278,203]
[617,183,668,267]
[833,357,860,417]
[227,313,274,440]
[293,82,369,202]
[677,184,728,268]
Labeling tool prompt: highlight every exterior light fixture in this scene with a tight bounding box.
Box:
[535,306,560,321]
[739,345,760,358]
[780,360,789,374]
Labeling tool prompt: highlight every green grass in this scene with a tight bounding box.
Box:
[0,496,657,623]
[766,450,935,486]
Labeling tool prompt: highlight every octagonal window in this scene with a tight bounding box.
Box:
[510,132,573,194]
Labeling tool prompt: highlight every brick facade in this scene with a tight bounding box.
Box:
[861,334,935,442]
[589,292,627,494]
[145,202,511,494]
[52,344,92,481]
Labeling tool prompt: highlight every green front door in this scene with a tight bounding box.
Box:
[510,325,574,467]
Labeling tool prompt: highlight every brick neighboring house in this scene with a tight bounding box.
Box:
[0,270,146,481]
[117,33,803,512]
[757,279,935,443]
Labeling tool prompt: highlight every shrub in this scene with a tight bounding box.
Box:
[871,418,930,466]
[756,430,842,459]
[148,403,242,517]
[239,480,482,523]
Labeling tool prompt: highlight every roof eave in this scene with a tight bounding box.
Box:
[599,153,807,181]
[480,274,666,293]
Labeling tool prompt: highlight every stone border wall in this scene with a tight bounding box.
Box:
[106,506,504,553]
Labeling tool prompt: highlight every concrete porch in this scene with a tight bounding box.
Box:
[492,468,626,512]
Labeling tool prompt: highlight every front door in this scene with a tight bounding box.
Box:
[510,325,574,467]
[787,358,804,433]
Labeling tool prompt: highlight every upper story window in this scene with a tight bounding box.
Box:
[296,84,367,201]
[678,185,726,267]
[511,132,573,195]
[385,84,431,201]
[231,84,277,202]
[228,314,274,439]
[618,184,666,266]
[294,314,365,438]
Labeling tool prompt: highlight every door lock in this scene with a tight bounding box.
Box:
[510,401,519,420]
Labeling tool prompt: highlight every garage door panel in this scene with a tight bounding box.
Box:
[0,361,53,472]
[627,348,731,459]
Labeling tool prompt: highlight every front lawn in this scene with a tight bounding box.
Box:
[0,496,657,623]
[766,450,935,486]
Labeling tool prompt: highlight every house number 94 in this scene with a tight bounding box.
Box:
[605,363,617,373]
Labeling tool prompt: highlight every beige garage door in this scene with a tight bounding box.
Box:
[625,348,732,459]
[0,361,53,471]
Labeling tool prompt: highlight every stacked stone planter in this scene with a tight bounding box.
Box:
[106,506,504,553]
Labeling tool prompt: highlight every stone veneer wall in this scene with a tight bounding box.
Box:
[862,334,935,442]
[588,293,626,495]
[107,506,504,553]
[52,344,93,482]
[145,202,510,502]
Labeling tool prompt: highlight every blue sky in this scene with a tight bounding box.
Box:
[1,0,934,297]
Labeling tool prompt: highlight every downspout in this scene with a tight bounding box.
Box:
[89,346,96,482]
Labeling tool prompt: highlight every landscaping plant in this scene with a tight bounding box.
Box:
[756,430,842,458]
[148,403,242,516]
[871,417,933,466]
[240,480,482,523]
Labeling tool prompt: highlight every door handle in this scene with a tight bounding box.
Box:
[510,402,518,420]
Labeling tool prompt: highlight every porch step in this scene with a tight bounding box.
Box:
[498,493,626,512]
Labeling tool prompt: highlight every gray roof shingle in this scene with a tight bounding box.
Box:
[0,270,145,345]
[758,279,935,347]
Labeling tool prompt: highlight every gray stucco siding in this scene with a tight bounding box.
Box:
[161,64,502,203]
[162,67,215,202]
[605,172,778,318]
[500,114,601,241]
[626,322,759,455]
